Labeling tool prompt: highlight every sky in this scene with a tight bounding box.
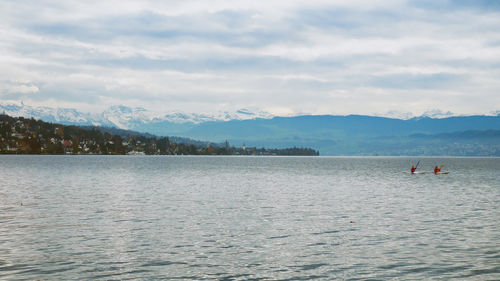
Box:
[1,0,500,117]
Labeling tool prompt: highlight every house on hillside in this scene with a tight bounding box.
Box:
[63,140,72,154]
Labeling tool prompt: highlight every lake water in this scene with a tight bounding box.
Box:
[0,155,499,280]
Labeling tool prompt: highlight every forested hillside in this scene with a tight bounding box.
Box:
[0,114,318,156]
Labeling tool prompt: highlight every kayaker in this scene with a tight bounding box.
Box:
[411,165,416,174]
[434,166,441,174]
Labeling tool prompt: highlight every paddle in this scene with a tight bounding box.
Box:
[432,163,445,174]
[411,160,420,174]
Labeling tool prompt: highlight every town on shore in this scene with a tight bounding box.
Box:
[0,114,319,156]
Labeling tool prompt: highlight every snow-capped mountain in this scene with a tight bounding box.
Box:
[420,109,455,119]
[378,109,457,120]
[159,108,274,124]
[100,105,153,129]
[379,110,414,120]
[0,101,274,130]
[3,101,498,137]
[0,101,97,125]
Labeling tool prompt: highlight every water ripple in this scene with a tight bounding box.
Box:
[0,155,499,280]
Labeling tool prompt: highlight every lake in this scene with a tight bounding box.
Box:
[0,155,499,280]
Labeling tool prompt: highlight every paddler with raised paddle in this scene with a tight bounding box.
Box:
[411,161,420,174]
[434,164,444,174]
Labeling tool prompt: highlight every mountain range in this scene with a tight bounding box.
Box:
[0,101,274,129]
[2,101,500,156]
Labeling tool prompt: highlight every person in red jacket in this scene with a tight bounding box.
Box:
[411,165,416,174]
[434,166,441,174]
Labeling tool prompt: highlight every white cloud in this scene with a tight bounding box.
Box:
[0,79,40,96]
[0,0,499,116]
[9,84,39,94]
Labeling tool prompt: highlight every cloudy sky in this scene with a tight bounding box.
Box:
[1,0,500,116]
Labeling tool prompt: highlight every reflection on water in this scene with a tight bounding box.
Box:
[0,156,499,280]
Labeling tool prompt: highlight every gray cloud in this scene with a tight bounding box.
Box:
[0,0,499,116]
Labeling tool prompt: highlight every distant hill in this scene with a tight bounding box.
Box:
[173,115,500,156]
[2,101,500,155]
[0,114,318,156]
[180,114,500,140]
[410,130,500,140]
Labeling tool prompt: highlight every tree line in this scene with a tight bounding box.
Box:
[0,114,319,156]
